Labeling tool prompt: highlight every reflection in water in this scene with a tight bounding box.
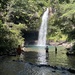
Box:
[22,46,49,64]
[24,51,38,64]
[37,51,47,64]
[67,56,75,69]
[23,48,48,64]
[23,46,75,69]
[0,46,75,75]
[46,53,49,59]
[19,53,25,61]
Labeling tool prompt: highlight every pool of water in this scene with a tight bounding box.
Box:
[23,45,75,69]
[0,45,75,75]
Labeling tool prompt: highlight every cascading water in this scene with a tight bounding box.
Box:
[37,8,49,46]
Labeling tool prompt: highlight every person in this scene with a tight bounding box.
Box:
[45,46,49,53]
[55,46,57,54]
[45,46,49,59]
[17,45,22,55]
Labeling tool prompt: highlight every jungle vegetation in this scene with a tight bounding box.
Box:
[0,0,75,54]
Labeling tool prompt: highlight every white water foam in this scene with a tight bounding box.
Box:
[37,8,49,46]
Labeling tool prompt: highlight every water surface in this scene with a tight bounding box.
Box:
[0,45,75,75]
[24,45,75,69]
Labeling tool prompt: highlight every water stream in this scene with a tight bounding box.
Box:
[37,8,49,46]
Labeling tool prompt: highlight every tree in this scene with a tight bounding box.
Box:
[47,0,75,42]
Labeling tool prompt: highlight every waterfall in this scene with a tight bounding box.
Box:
[37,8,49,46]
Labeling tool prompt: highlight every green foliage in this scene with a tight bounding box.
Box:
[0,0,9,10]
[67,29,75,41]
[0,20,24,53]
[0,0,75,52]
[60,3,75,18]
[0,0,50,54]
[47,1,75,42]
[48,19,68,42]
[59,0,70,3]
[59,2,75,41]
[4,0,51,31]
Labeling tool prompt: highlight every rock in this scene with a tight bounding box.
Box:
[52,70,56,72]
[68,68,75,73]
[66,51,75,56]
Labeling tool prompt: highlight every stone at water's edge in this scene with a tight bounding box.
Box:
[66,51,75,56]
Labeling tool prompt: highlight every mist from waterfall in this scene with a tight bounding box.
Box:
[37,8,49,46]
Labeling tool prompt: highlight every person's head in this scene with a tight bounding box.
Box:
[18,45,21,47]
